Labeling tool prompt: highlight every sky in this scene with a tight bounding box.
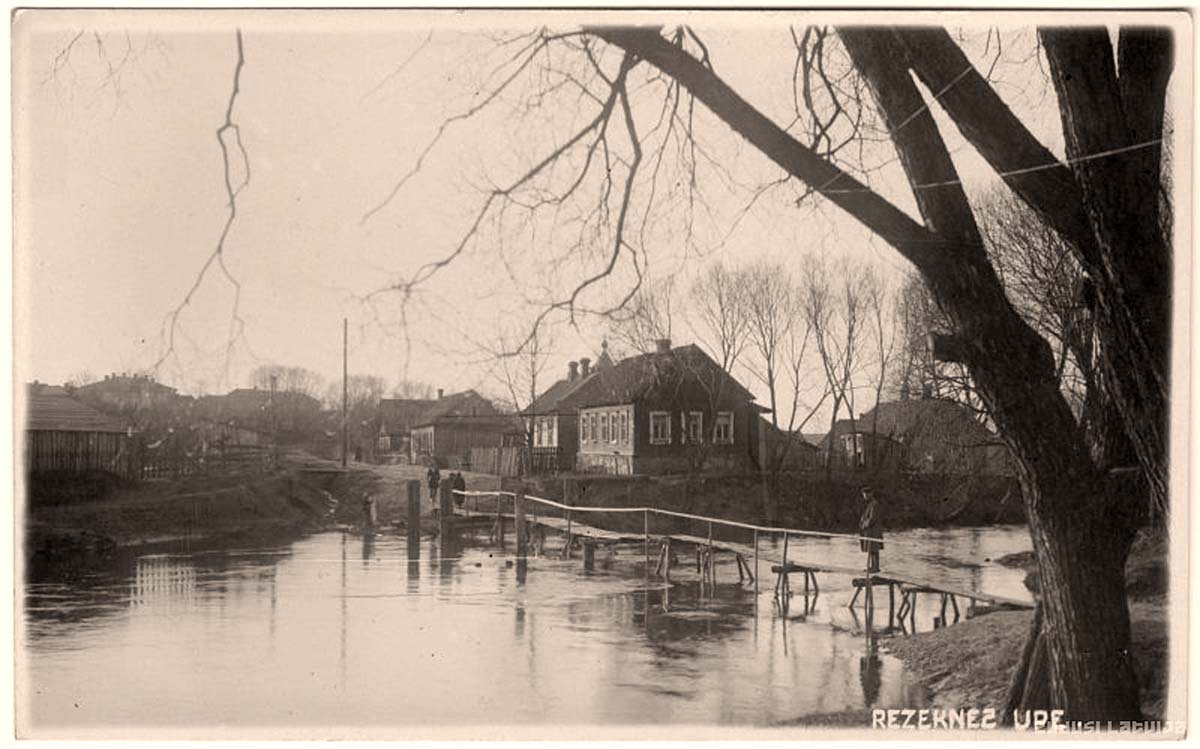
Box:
[15,9,1167,426]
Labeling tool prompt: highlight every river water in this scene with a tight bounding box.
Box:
[20,523,1033,737]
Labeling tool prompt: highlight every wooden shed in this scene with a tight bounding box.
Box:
[24,384,136,481]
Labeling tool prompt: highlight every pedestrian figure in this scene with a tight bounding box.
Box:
[452,471,466,508]
[859,485,884,573]
[427,463,441,503]
[361,492,377,530]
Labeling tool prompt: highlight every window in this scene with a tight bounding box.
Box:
[548,418,556,447]
[610,411,619,443]
[650,411,671,444]
[620,412,629,444]
[843,433,865,467]
[686,411,704,443]
[600,413,609,443]
[535,420,543,447]
[714,412,734,444]
[579,417,586,444]
[586,414,594,443]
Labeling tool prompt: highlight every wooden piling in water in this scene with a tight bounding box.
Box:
[753,530,759,596]
[583,541,595,571]
[643,510,649,571]
[406,480,421,555]
[438,482,454,541]
[515,492,527,558]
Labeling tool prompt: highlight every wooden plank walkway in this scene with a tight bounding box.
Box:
[450,501,1033,619]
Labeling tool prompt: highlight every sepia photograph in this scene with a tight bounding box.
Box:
[11,8,1191,739]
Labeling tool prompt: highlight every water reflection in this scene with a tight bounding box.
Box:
[22,525,1031,733]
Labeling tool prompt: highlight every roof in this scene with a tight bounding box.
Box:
[824,397,1009,471]
[75,375,177,396]
[523,377,586,415]
[556,343,763,411]
[378,397,436,432]
[25,384,130,433]
[523,340,618,416]
[411,390,501,426]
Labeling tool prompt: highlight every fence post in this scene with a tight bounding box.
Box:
[406,480,421,557]
[515,492,527,558]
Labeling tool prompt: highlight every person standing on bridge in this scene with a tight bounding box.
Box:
[859,485,884,574]
[452,471,466,508]
[426,463,441,505]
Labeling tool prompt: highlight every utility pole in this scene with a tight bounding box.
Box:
[342,317,348,468]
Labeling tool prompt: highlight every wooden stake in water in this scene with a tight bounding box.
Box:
[406,480,421,554]
[515,492,527,558]
[643,510,650,571]
[753,529,759,596]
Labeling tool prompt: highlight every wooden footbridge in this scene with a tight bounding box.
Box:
[436,486,1031,632]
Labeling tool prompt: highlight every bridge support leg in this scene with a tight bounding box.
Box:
[664,537,672,583]
[406,480,422,560]
[888,583,896,629]
[583,541,595,571]
[515,492,527,559]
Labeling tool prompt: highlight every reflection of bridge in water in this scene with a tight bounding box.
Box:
[440,488,1031,636]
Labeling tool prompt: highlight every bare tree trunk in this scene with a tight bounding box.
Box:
[591,25,1159,719]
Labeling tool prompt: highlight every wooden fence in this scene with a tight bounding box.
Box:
[26,430,138,481]
[468,446,523,476]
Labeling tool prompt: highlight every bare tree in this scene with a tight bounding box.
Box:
[249,365,325,399]
[798,255,870,473]
[607,277,676,355]
[741,259,794,430]
[688,261,748,375]
[391,380,437,400]
[353,21,1170,717]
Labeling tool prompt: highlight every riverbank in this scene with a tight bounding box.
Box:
[785,528,1169,728]
[25,450,509,578]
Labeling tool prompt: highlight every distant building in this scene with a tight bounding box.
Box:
[376,395,437,456]
[757,416,822,471]
[195,387,322,441]
[408,390,519,466]
[72,373,183,432]
[24,383,136,482]
[823,397,1011,475]
[521,344,614,473]
[558,339,768,475]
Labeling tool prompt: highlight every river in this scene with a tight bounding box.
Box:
[19,523,1033,737]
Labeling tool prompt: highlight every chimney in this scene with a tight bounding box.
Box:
[437,388,444,400]
[568,361,579,382]
[656,338,672,354]
[580,358,591,379]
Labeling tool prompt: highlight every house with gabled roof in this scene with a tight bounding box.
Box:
[824,395,1012,475]
[555,339,768,475]
[520,342,614,473]
[409,389,523,466]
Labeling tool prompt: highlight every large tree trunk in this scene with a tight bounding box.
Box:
[587,24,1155,720]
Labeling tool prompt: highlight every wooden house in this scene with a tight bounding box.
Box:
[24,383,137,482]
[558,339,768,475]
[408,390,519,466]
[823,397,1011,475]
[521,345,614,473]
